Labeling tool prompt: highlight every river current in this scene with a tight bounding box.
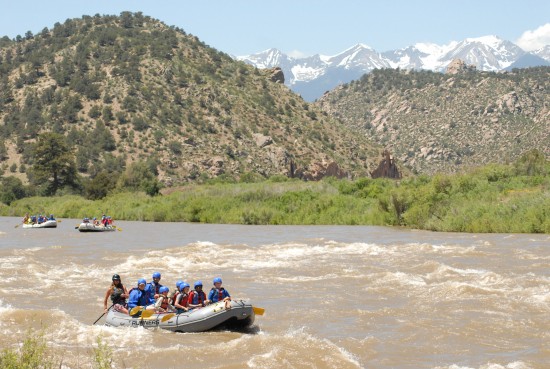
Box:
[0,217,548,369]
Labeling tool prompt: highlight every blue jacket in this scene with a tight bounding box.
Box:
[127,288,151,309]
[146,282,162,304]
[208,287,230,303]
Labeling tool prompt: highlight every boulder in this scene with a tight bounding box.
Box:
[446,59,476,74]
[267,67,285,84]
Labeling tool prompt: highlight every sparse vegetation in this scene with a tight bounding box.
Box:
[0,12,379,191]
[318,67,549,175]
[0,329,114,369]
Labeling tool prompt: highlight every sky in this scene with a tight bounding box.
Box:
[1,0,549,57]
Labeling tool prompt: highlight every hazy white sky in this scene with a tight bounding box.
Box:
[1,0,549,56]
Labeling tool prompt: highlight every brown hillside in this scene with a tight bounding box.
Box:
[317,66,549,174]
[0,12,381,187]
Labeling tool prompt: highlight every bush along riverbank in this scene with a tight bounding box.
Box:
[0,329,114,369]
[2,151,549,233]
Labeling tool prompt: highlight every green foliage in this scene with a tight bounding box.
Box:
[0,329,56,369]
[514,149,549,176]
[28,132,80,195]
[84,171,119,200]
[0,176,30,205]
[116,160,161,195]
[92,336,113,369]
[3,155,550,233]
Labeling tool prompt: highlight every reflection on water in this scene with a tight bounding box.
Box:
[0,217,548,369]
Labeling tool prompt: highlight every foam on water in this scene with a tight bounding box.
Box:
[432,362,533,369]
[246,326,364,369]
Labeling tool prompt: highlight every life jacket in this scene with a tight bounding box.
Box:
[210,287,227,303]
[148,282,162,296]
[189,290,206,306]
[110,286,126,305]
[128,287,149,306]
[159,295,170,310]
[176,292,189,307]
[170,291,180,305]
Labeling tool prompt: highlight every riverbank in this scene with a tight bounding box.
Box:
[2,160,549,233]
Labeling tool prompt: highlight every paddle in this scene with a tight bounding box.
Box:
[252,306,265,316]
[93,303,114,325]
[113,226,122,231]
[141,309,155,318]
[129,306,144,316]
[161,313,175,322]
[14,224,20,228]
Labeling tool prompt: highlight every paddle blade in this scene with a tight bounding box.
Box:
[141,309,155,318]
[253,306,265,316]
[14,224,19,228]
[161,313,175,322]
[129,306,143,315]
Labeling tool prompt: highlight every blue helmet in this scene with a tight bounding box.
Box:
[138,278,146,286]
[176,280,183,288]
[213,277,222,284]
[194,281,203,288]
[152,272,161,279]
[159,286,169,294]
[180,282,190,291]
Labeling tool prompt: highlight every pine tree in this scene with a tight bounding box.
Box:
[29,133,80,195]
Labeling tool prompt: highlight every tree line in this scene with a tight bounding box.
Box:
[0,132,160,205]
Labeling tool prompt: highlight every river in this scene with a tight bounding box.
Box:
[0,217,548,369]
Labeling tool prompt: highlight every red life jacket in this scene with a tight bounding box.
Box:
[159,295,170,310]
[170,291,180,305]
[177,292,189,307]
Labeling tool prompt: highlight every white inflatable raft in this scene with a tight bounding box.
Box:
[105,300,255,332]
[77,223,116,232]
[22,220,57,228]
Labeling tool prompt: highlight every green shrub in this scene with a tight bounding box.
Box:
[0,329,56,369]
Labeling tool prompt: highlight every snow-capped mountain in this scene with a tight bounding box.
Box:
[238,44,389,101]
[238,35,549,101]
[532,45,550,61]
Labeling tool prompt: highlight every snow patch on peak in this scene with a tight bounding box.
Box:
[465,35,503,48]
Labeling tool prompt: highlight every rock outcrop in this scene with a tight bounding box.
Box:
[370,150,401,179]
[446,59,477,74]
[267,67,285,84]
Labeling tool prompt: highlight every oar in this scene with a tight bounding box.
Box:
[161,313,175,322]
[93,303,114,325]
[141,309,155,318]
[129,306,144,316]
[113,226,122,231]
[14,224,20,228]
[252,306,265,316]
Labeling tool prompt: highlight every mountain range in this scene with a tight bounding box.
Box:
[238,37,550,101]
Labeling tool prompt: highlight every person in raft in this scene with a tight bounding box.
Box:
[154,286,176,313]
[127,278,153,316]
[104,274,129,314]
[174,282,191,313]
[188,281,209,310]
[208,277,232,309]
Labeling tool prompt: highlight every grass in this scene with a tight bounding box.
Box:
[2,157,549,233]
